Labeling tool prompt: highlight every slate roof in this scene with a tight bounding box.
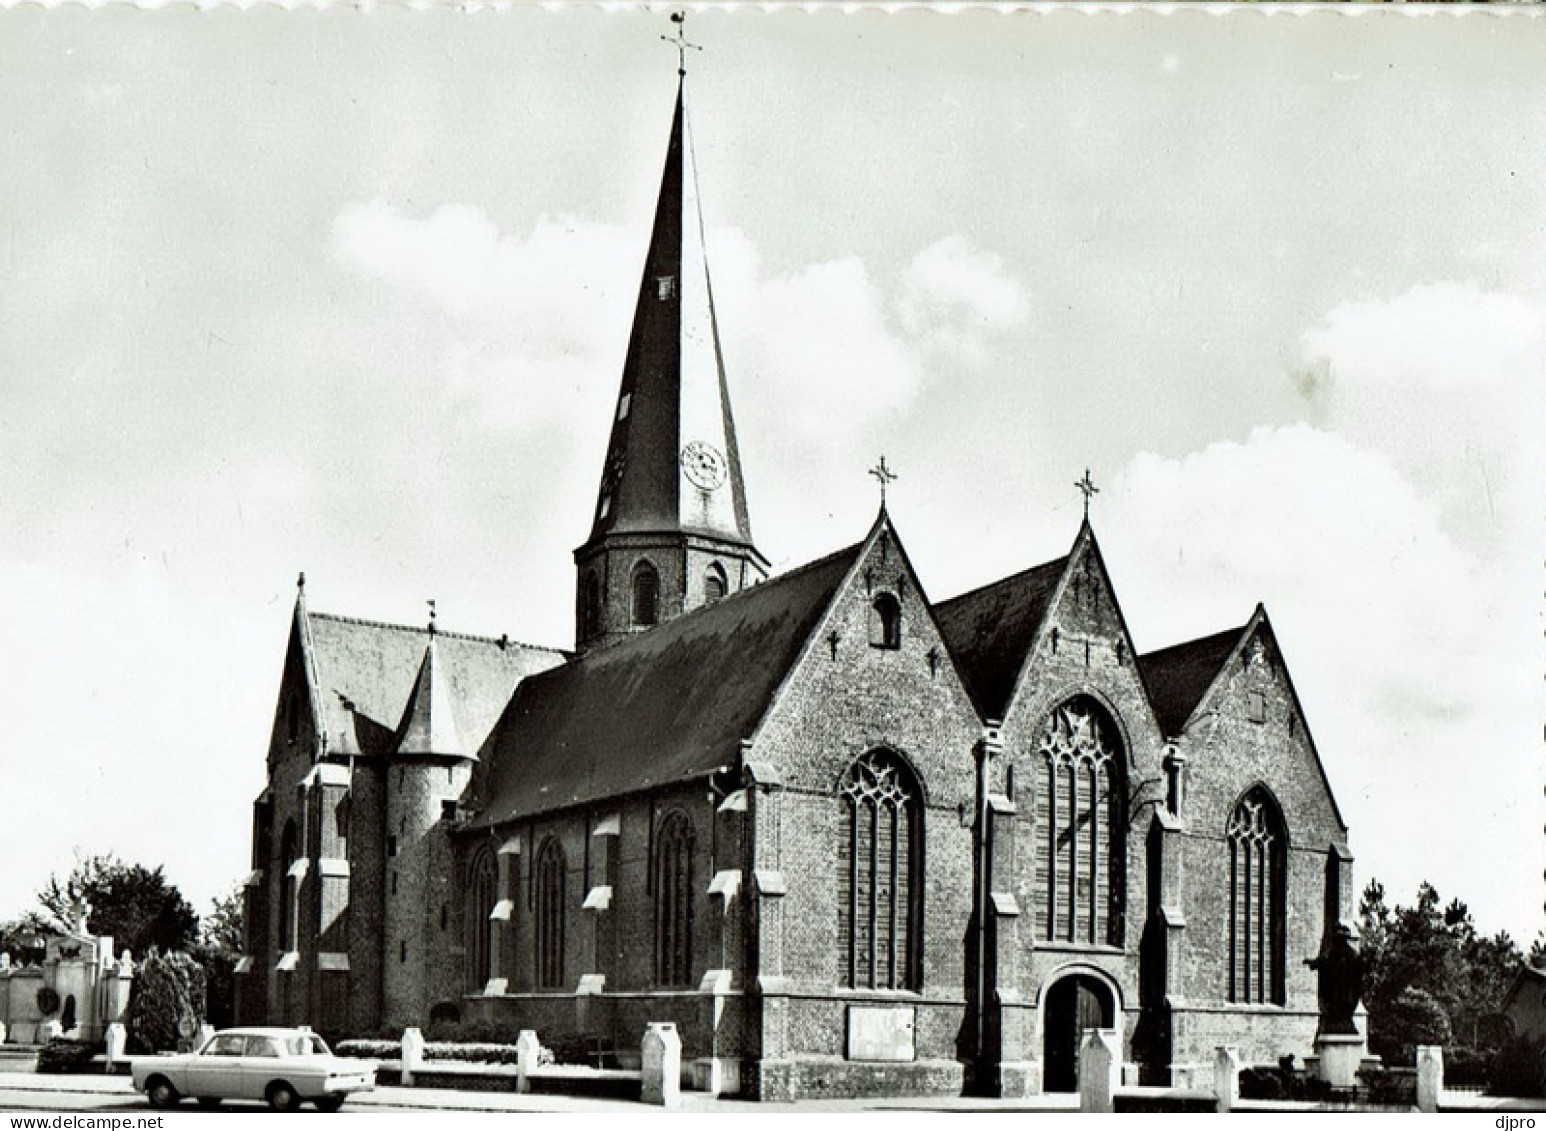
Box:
[933,556,1068,719]
[303,613,565,759]
[472,541,863,827]
[1138,622,1246,737]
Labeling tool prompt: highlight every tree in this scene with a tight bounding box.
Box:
[127,948,206,1054]
[1360,879,1524,1065]
[193,886,244,1030]
[0,911,53,964]
[38,853,199,957]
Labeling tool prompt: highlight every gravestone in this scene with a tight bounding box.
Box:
[641,1022,682,1108]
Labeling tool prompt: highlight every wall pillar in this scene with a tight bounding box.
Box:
[1078,1029,1120,1113]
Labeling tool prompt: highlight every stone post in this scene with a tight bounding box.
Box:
[1416,1045,1443,1113]
[515,1030,542,1095]
[400,1027,425,1088]
[105,1023,127,1066]
[0,1022,7,1046]
[1078,1029,1120,1113]
[641,1022,682,1108]
[1213,1046,1241,1113]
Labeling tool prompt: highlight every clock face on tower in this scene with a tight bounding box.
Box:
[680,441,728,491]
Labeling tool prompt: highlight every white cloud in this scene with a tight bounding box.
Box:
[898,236,1031,363]
[1103,422,1540,942]
[1303,282,1544,392]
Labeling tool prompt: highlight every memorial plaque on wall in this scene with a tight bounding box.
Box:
[846,1005,916,1062]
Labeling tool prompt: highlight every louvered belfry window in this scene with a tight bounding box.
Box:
[534,838,566,990]
[1227,788,1286,1004]
[837,749,922,990]
[467,849,497,990]
[1034,699,1126,946]
[654,811,695,987]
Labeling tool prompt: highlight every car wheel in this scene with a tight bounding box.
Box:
[146,1078,180,1109]
[266,1082,301,1112]
[195,1098,222,1109]
[314,1096,346,1113]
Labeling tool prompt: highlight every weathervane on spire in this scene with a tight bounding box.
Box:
[661,12,701,77]
[869,456,899,507]
[1075,468,1099,520]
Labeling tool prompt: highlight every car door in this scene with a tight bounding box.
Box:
[240,1035,284,1101]
[189,1033,246,1098]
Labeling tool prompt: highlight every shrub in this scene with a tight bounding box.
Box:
[36,1039,99,1075]
[336,1039,399,1060]
[1445,1044,1495,1090]
[1491,1035,1546,1098]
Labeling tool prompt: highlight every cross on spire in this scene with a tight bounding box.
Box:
[661,11,701,77]
[870,456,898,507]
[1075,468,1099,520]
[426,598,437,634]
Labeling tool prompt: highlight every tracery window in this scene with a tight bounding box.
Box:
[837,749,921,990]
[534,838,566,990]
[467,849,497,991]
[1034,699,1126,946]
[1227,788,1286,1004]
[631,562,659,627]
[654,812,695,987]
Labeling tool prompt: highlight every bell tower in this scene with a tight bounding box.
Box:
[573,69,768,651]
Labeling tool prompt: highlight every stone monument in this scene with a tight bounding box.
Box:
[1305,924,1375,1088]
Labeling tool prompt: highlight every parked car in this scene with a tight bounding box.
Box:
[131,1027,376,1111]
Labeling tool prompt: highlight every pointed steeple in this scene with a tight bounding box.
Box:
[574,71,768,651]
[586,77,753,546]
[395,627,468,760]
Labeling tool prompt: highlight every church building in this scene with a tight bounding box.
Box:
[236,69,1355,1101]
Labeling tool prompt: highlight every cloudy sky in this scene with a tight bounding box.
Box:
[1,3,1541,947]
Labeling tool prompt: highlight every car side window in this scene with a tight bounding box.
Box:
[207,1034,245,1057]
[245,1037,282,1058]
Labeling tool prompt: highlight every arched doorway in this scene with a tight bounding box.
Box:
[1042,972,1116,1093]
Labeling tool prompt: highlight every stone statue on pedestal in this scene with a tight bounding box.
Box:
[1306,922,1363,1036]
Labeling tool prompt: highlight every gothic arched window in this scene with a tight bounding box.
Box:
[1034,698,1126,946]
[278,820,298,953]
[534,837,566,990]
[1227,787,1287,1004]
[654,811,695,987]
[704,563,727,605]
[580,571,602,640]
[467,849,497,991]
[631,562,659,628]
[870,593,902,650]
[837,749,922,990]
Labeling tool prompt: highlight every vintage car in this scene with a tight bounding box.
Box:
[131,1027,376,1111]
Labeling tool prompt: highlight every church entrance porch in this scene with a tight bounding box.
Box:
[1041,973,1116,1093]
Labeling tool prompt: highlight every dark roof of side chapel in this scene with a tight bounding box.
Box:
[303,613,564,759]
[933,556,1069,719]
[1138,622,1247,737]
[471,540,864,828]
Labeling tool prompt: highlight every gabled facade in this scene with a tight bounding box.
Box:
[238,68,1355,1101]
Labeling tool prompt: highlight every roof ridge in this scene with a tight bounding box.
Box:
[1138,621,1250,663]
[936,553,1069,611]
[307,610,563,654]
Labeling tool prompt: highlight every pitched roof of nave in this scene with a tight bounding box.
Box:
[300,612,565,759]
[1138,620,1251,738]
[469,540,864,828]
[932,554,1069,720]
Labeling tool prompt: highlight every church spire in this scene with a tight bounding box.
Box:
[585,76,753,547]
[573,63,768,651]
